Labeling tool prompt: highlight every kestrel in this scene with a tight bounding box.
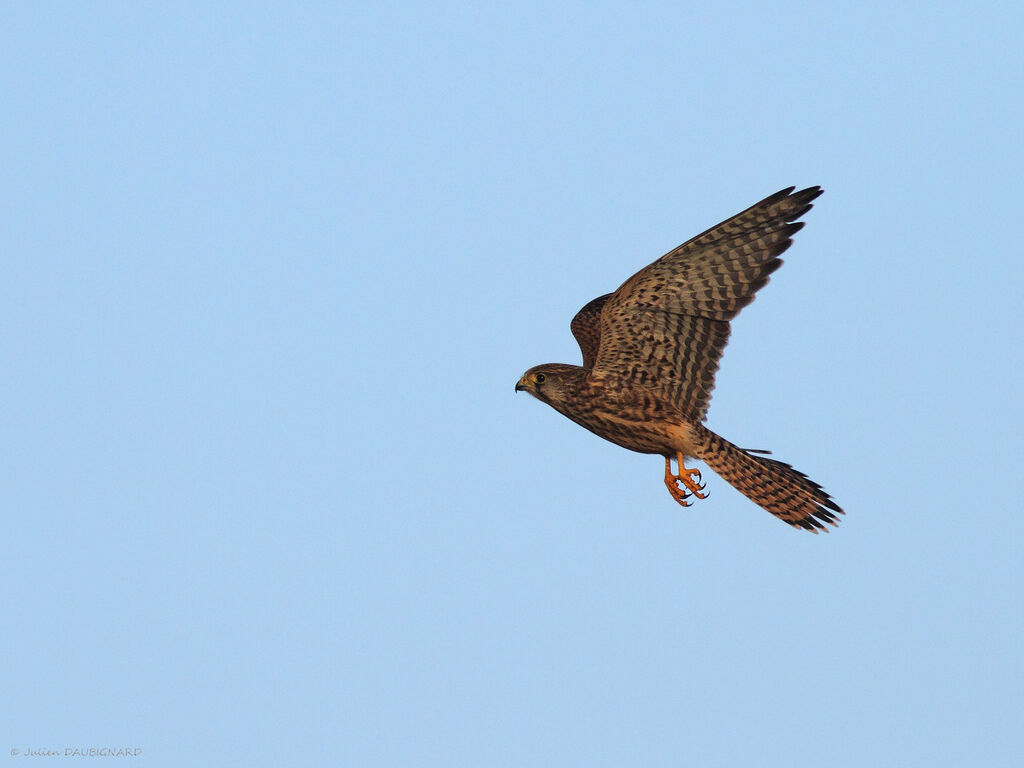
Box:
[515,186,843,532]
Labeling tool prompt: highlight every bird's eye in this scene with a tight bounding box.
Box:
[535,373,546,384]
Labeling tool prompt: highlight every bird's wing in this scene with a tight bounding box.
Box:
[570,293,612,370]
[592,186,823,420]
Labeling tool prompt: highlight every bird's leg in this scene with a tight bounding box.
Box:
[664,452,709,507]
[664,455,693,506]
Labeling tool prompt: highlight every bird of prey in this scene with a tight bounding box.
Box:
[515,186,843,532]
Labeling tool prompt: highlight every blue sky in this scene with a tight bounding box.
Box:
[2,2,1022,766]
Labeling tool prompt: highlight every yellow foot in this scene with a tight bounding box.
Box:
[663,453,709,508]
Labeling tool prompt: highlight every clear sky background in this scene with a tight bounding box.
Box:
[2,2,1022,766]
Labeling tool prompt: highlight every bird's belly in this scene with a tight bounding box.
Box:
[569,411,686,456]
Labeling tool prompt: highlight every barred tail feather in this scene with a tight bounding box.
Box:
[693,424,843,532]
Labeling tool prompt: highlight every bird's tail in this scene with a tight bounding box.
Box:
[692,423,843,532]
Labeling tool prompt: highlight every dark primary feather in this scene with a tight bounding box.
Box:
[584,186,822,420]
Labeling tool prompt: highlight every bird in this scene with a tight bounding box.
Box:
[515,186,843,532]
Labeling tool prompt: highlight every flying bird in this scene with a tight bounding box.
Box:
[515,186,843,532]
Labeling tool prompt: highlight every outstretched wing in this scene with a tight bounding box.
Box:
[592,186,823,420]
[570,294,612,369]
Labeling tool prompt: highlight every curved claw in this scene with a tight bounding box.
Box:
[663,456,694,507]
[664,453,710,505]
[666,484,694,507]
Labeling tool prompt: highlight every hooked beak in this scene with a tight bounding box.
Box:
[515,377,527,392]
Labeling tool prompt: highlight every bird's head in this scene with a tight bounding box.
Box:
[515,364,584,407]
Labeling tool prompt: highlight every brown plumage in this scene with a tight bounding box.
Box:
[515,186,843,532]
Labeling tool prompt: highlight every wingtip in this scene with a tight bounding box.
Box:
[759,185,823,218]
[794,185,825,204]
